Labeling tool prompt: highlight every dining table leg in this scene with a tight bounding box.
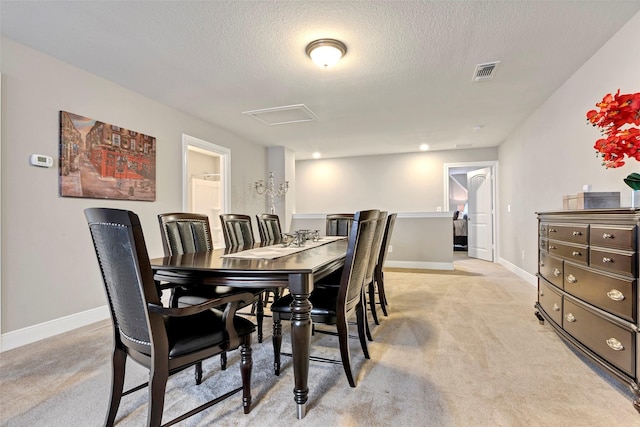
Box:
[288,273,313,419]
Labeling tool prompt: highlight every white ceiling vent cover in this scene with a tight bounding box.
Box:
[243,104,319,126]
[472,61,501,82]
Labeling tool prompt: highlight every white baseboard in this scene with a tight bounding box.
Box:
[385,260,454,270]
[1,305,109,352]
[498,257,537,287]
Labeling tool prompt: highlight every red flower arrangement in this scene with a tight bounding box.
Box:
[587,90,640,167]
[587,90,640,189]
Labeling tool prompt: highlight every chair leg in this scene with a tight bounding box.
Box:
[169,287,180,308]
[356,301,370,360]
[336,312,356,388]
[376,269,389,316]
[220,351,227,370]
[104,347,127,427]
[148,358,169,427]
[195,361,203,385]
[272,316,282,376]
[368,281,380,325]
[361,288,373,342]
[240,337,253,414]
[364,306,373,342]
[256,295,264,343]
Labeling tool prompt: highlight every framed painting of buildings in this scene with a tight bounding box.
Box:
[59,111,156,201]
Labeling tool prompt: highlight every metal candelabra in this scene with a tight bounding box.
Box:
[254,171,289,214]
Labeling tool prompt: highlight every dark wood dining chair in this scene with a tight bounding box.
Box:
[85,208,255,427]
[270,209,379,387]
[157,212,214,307]
[372,212,397,318]
[364,211,388,325]
[158,212,268,376]
[220,214,255,247]
[219,213,277,341]
[326,213,354,236]
[256,213,283,243]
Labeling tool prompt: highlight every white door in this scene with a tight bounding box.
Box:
[191,177,223,247]
[467,167,493,261]
[182,134,231,248]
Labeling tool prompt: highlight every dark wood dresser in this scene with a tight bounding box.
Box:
[536,209,640,412]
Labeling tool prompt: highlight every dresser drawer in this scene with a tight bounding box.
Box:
[539,238,547,252]
[547,223,589,245]
[548,241,588,265]
[539,222,549,238]
[563,262,635,323]
[563,299,635,376]
[538,279,563,326]
[590,247,636,277]
[539,252,563,288]
[590,225,636,251]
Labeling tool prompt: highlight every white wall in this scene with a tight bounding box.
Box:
[0,38,266,340]
[296,147,498,213]
[498,12,640,274]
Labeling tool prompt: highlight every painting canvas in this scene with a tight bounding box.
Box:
[59,111,156,201]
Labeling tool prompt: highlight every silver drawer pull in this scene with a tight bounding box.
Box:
[549,228,557,233]
[566,274,577,284]
[606,338,624,351]
[552,303,560,312]
[553,268,561,277]
[540,261,545,267]
[607,289,625,301]
[602,257,613,263]
[549,245,557,250]
[571,251,581,257]
[602,233,613,239]
[565,313,576,322]
[572,231,582,236]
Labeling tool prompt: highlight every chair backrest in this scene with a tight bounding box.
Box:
[326,213,355,236]
[158,212,213,256]
[256,213,282,243]
[338,209,380,315]
[85,208,160,356]
[377,213,397,270]
[364,211,388,283]
[220,214,255,247]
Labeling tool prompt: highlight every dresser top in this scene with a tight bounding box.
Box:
[537,208,640,223]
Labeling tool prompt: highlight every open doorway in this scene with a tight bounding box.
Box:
[444,161,498,262]
[182,134,231,248]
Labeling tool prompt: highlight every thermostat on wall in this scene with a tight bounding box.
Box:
[30,154,54,168]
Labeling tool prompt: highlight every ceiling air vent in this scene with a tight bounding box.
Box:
[472,61,500,82]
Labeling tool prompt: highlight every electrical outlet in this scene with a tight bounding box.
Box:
[388,245,393,253]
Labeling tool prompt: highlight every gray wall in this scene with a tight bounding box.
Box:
[0,38,267,334]
[2,9,638,342]
[295,148,498,213]
[498,11,640,275]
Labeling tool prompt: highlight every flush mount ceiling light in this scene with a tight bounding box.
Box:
[306,39,347,68]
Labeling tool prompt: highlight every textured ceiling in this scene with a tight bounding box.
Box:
[2,1,639,160]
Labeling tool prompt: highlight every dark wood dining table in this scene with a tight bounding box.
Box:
[149,238,348,419]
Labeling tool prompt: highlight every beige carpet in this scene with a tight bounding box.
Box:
[1,258,638,426]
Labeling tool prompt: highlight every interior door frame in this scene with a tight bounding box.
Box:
[181,134,231,214]
[444,160,499,261]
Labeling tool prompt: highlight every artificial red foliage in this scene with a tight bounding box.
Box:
[587,89,640,168]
